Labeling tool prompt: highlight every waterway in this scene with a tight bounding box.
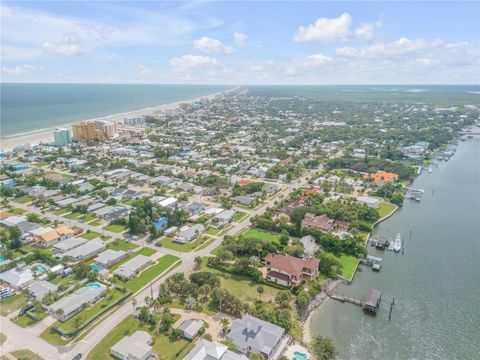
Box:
[309,139,480,359]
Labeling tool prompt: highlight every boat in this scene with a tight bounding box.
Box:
[393,233,402,252]
[428,168,432,173]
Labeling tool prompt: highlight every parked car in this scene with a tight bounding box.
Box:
[19,303,34,316]
[72,354,82,360]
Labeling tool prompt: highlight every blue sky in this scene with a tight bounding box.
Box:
[1,1,479,84]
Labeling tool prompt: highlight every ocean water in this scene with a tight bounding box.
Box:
[310,139,480,359]
[0,83,232,138]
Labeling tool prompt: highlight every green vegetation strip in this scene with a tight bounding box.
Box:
[102,224,126,233]
[158,236,212,252]
[107,239,139,251]
[378,202,398,220]
[11,349,45,360]
[80,231,101,240]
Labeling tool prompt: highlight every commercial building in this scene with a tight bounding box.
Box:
[111,331,153,360]
[48,283,106,321]
[72,121,105,141]
[53,128,72,146]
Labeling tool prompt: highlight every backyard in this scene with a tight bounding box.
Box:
[80,231,101,240]
[107,239,139,251]
[87,314,195,360]
[102,224,126,233]
[243,228,280,244]
[378,202,398,219]
[158,236,214,252]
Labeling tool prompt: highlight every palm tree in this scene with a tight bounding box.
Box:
[132,298,137,312]
[220,318,230,336]
[310,335,336,360]
[55,308,64,319]
[256,286,264,301]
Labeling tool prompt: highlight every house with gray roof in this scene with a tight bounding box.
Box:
[94,249,127,268]
[172,224,205,244]
[111,331,153,360]
[48,283,106,321]
[61,240,105,262]
[212,209,236,228]
[28,280,58,301]
[53,237,87,253]
[0,265,34,290]
[184,339,247,360]
[113,255,151,280]
[228,314,287,359]
[178,319,204,340]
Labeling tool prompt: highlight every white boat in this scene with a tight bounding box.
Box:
[393,233,402,252]
[428,168,432,173]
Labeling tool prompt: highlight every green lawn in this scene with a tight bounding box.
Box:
[89,219,102,226]
[64,212,82,220]
[324,251,359,281]
[54,208,70,215]
[168,300,217,316]
[243,228,280,244]
[88,315,194,360]
[12,310,46,328]
[103,224,126,233]
[108,248,156,272]
[0,294,29,316]
[206,227,221,235]
[81,214,97,222]
[34,161,49,167]
[107,239,138,251]
[13,195,33,204]
[80,231,101,240]
[232,211,247,222]
[200,258,283,303]
[11,349,44,360]
[158,236,213,252]
[113,255,180,293]
[378,202,398,219]
[9,208,27,215]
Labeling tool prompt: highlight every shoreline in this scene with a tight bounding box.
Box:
[1,86,238,152]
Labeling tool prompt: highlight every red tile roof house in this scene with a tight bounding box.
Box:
[264,253,320,288]
[301,213,335,232]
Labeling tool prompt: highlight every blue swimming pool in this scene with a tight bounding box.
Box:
[86,283,102,290]
[294,352,308,360]
[0,257,7,263]
[36,265,47,273]
[91,264,103,272]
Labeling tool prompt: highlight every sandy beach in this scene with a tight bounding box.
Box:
[1,86,238,152]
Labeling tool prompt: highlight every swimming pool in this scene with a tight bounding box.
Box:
[86,283,102,290]
[294,352,308,360]
[91,264,103,272]
[0,257,7,263]
[36,265,47,273]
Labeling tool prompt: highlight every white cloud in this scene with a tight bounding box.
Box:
[43,36,84,56]
[354,21,382,40]
[134,64,153,75]
[294,13,382,43]
[2,64,35,75]
[169,54,218,69]
[233,32,249,46]
[193,36,234,54]
[294,13,353,43]
[336,37,430,59]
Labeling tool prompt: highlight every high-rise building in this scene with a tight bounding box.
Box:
[72,121,105,141]
[53,128,72,146]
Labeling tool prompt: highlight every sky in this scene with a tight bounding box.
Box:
[1,1,479,84]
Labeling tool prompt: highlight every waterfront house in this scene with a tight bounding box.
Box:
[227,314,287,359]
[264,253,320,287]
[301,213,334,232]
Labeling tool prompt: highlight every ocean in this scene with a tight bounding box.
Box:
[309,139,480,359]
[0,83,232,138]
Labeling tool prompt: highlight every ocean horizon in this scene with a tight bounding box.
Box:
[0,83,233,138]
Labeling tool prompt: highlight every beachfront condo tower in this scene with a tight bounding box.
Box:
[53,128,72,146]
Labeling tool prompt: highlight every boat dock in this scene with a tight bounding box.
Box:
[325,283,382,313]
[360,255,383,271]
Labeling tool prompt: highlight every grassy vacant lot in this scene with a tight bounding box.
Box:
[54,208,70,215]
[9,208,27,215]
[378,202,398,219]
[159,236,213,252]
[232,211,247,222]
[13,195,33,204]
[243,228,280,244]
[88,315,194,360]
[200,258,282,303]
[89,219,103,226]
[108,248,156,272]
[80,214,97,222]
[0,293,28,316]
[64,212,82,220]
[102,224,126,233]
[107,239,138,251]
[80,231,101,240]
[168,300,217,316]
[206,227,221,235]
[11,349,44,360]
[323,251,359,281]
[113,255,180,293]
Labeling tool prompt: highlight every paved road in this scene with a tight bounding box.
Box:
[1,172,313,359]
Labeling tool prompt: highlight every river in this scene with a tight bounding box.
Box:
[309,139,480,360]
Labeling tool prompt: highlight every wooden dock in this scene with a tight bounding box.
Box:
[325,284,381,312]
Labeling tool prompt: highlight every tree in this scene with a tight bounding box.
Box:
[194,256,202,270]
[8,227,22,249]
[220,317,230,336]
[256,286,264,301]
[131,298,137,312]
[279,230,289,247]
[27,213,41,223]
[310,336,336,360]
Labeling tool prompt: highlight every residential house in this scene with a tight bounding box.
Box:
[178,319,204,340]
[211,209,236,228]
[113,255,151,280]
[300,235,319,258]
[264,253,320,287]
[228,314,287,359]
[184,339,247,360]
[172,224,205,244]
[111,331,154,360]
[301,213,334,232]
[35,225,74,247]
[94,249,128,268]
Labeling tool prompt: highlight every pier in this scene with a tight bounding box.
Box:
[325,283,381,313]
